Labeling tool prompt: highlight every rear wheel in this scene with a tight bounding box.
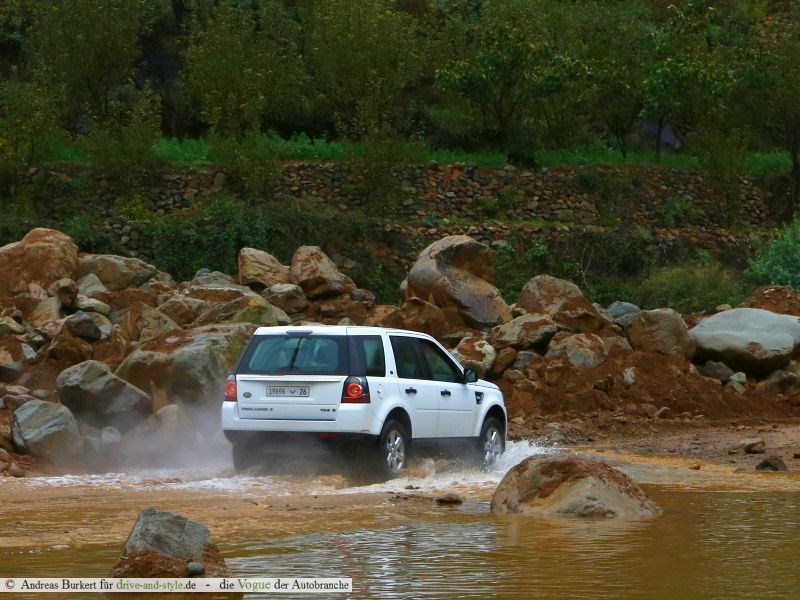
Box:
[478,417,505,469]
[232,442,258,473]
[377,420,409,478]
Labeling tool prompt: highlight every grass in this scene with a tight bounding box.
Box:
[41,134,794,176]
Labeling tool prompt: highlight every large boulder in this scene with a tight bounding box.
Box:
[406,235,511,329]
[491,455,662,518]
[490,313,558,350]
[115,323,253,413]
[627,308,695,359]
[290,245,348,299]
[262,283,308,315]
[451,335,496,378]
[545,332,608,368]
[689,308,800,374]
[119,302,182,344]
[191,294,288,328]
[111,509,230,578]
[379,297,451,338]
[157,295,215,327]
[517,275,611,333]
[76,254,157,291]
[0,229,79,301]
[237,247,290,288]
[11,399,84,467]
[56,360,152,432]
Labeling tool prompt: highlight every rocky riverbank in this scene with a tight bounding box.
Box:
[1,227,800,477]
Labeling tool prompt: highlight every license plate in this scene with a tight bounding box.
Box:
[266,385,310,397]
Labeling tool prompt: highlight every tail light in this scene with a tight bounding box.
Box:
[224,376,237,402]
[341,376,370,404]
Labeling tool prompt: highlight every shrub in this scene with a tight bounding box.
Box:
[750,220,800,288]
[635,261,752,314]
[663,195,703,227]
[208,132,280,196]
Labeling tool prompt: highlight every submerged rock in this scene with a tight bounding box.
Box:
[111,509,230,577]
[491,455,662,518]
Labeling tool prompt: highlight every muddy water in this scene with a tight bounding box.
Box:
[2,442,800,599]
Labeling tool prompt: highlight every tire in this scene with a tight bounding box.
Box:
[377,419,409,479]
[477,417,505,469]
[232,442,259,473]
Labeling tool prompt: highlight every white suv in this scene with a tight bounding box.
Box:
[221,326,506,477]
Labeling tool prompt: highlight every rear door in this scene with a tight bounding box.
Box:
[236,332,348,421]
[389,334,438,438]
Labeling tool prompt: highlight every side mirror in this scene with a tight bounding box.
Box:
[464,368,478,383]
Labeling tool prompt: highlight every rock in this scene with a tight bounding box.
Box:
[11,399,84,467]
[56,360,152,432]
[755,456,788,472]
[290,245,347,299]
[75,294,111,315]
[379,297,451,338]
[48,277,79,309]
[0,362,23,383]
[0,229,79,301]
[237,247,290,288]
[689,308,800,375]
[627,308,695,359]
[119,302,182,344]
[758,369,800,395]
[546,332,608,368]
[491,347,517,375]
[186,562,205,576]
[435,493,464,506]
[157,296,214,327]
[452,335,496,378]
[738,438,766,454]
[77,273,108,297]
[65,311,102,341]
[727,372,747,393]
[47,328,93,363]
[491,455,661,517]
[110,509,230,577]
[512,350,537,371]
[606,301,641,327]
[2,394,35,411]
[700,360,734,383]
[406,235,511,329]
[116,323,253,413]
[191,294,287,328]
[76,254,157,291]
[7,462,24,477]
[29,297,62,327]
[490,313,557,350]
[655,406,670,419]
[0,316,24,337]
[517,275,611,333]
[262,283,308,314]
[623,367,636,388]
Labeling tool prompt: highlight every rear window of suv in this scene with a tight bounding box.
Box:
[240,334,349,375]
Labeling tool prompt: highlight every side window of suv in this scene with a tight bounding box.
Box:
[390,336,426,379]
[351,336,386,377]
[419,340,463,383]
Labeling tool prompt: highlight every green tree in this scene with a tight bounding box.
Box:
[435,0,578,151]
[27,0,156,120]
[186,0,309,136]
[0,77,58,192]
[307,0,424,136]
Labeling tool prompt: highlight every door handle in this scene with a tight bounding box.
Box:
[405,387,417,395]
[440,390,451,397]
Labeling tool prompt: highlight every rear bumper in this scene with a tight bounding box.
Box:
[221,401,383,436]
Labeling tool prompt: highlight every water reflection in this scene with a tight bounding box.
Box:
[3,491,800,599]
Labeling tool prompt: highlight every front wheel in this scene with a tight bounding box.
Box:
[478,417,505,469]
[377,420,409,479]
